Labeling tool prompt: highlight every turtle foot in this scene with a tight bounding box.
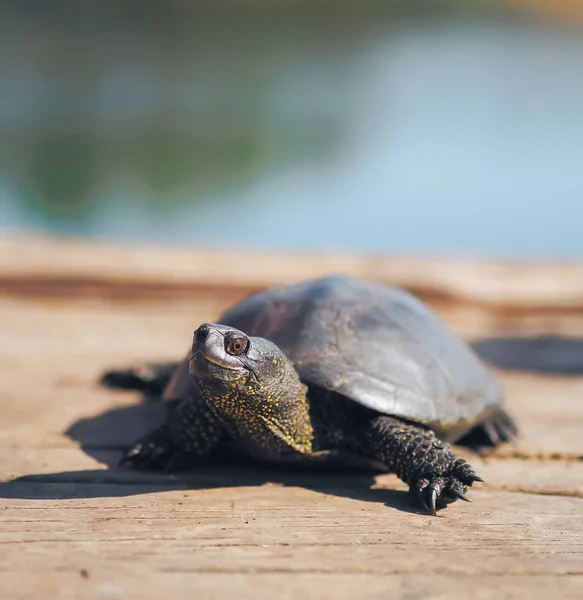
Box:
[458,409,519,448]
[101,362,178,395]
[411,460,483,515]
[119,428,184,472]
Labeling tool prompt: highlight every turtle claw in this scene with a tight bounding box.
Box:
[451,488,472,503]
[411,461,483,514]
[427,487,438,515]
[412,478,460,515]
[415,479,430,512]
[414,478,438,515]
[118,451,137,467]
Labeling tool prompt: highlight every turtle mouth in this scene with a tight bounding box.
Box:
[189,348,240,371]
[187,345,246,379]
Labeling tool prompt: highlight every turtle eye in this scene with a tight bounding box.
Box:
[225,335,249,356]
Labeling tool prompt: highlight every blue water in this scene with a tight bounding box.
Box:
[1,12,583,258]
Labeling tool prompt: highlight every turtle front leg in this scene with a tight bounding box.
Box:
[120,396,228,472]
[360,416,483,515]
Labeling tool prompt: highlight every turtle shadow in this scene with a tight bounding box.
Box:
[0,400,421,516]
[471,335,583,375]
[0,466,417,515]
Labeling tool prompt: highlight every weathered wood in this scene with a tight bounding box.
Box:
[2,573,583,600]
[1,486,582,574]
[2,235,583,310]
[0,237,582,599]
[1,483,582,600]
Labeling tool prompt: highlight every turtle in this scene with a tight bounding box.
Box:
[103,275,518,514]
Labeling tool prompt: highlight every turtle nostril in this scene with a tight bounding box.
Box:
[195,324,210,342]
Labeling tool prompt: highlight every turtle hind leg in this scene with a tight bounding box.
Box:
[101,362,180,395]
[457,409,519,449]
[356,416,483,514]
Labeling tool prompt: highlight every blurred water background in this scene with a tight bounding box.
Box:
[1,1,582,258]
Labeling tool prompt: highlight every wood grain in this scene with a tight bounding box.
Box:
[0,237,582,599]
[2,235,583,309]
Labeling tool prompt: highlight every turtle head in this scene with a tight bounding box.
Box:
[188,323,313,456]
[188,323,278,385]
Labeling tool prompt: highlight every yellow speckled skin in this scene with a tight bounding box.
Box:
[186,324,315,460]
[197,366,314,458]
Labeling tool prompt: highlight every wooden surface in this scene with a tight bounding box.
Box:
[1,237,582,599]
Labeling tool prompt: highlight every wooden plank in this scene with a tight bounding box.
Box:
[2,573,582,600]
[2,235,583,310]
[1,236,583,599]
[1,484,582,600]
[1,483,582,576]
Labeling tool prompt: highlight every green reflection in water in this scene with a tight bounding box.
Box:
[0,0,528,232]
[26,134,99,218]
[12,111,342,222]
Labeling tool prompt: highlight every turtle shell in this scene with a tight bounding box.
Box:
[218,275,503,439]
